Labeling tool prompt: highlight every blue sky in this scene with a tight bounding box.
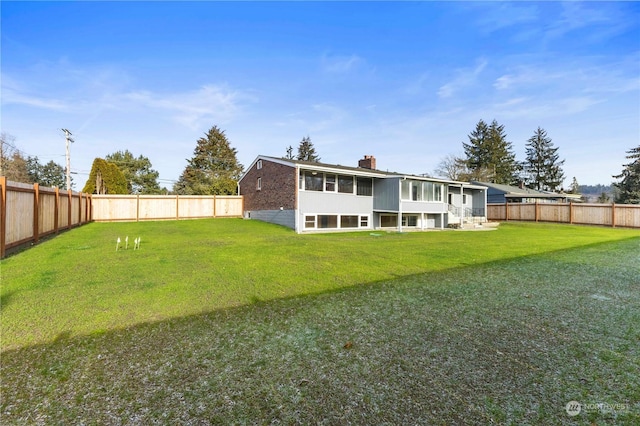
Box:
[2,1,638,188]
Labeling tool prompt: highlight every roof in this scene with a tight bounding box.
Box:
[242,155,474,186]
[473,181,579,199]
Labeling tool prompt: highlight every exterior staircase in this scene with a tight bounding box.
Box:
[448,205,487,229]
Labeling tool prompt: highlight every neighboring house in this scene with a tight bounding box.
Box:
[238,155,487,233]
[474,181,583,204]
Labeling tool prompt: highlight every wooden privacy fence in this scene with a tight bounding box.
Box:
[488,202,640,228]
[0,177,92,258]
[92,194,243,222]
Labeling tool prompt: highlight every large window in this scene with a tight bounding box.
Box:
[380,215,398,227]
[338,175,354,193]
[325,174,336,192]
[318,215,338,228]
[402,180,423,201]
[401,180,411,200]
[412,182,422,201]
[340,215,359,228]
[402,215,418,227]
[304,171,323,191]
[357,177,373,196]
[302,214,371,230]
[424,182,444,202]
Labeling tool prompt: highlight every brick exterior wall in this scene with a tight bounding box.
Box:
[240,159,296,211]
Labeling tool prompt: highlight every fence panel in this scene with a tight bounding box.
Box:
[6,183,34,245]
[39,189,58,235]
[177,196,212,219]
[538,204,571,223]
[92,196,138,221]
[0,178,91,258]
[507,203,536,221]
[216,196,244,217]
[139,196,178,220]
[573,204,612,226]
[487,204,506,220]
[488,202,640,229]
[92,194,243,222]
[614,205,640,228]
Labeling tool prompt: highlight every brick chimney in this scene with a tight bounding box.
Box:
[358,155,376,170]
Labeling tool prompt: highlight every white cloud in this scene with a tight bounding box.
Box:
[437,58,488,99]
[321,53,363,73]
[123,85,253,130]
[474,2,539,34]
[1,74,70,111]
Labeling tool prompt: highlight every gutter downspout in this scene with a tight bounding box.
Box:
[460,183,464,227]
[398,178,404,233]
[295,166,300,233]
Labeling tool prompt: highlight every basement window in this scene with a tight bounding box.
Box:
[318,215,338,228]
[305,215,316,228]
[340,215,358,228]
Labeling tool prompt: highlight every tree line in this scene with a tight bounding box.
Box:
[1,124,638,204]
[435,119,566,192]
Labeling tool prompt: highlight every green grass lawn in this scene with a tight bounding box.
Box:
[1,220,639,424]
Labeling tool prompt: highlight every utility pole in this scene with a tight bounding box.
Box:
[62,129,74,190]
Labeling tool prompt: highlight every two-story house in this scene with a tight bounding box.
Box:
[238,155,487,233]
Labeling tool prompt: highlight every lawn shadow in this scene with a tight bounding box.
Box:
[0,290,15,311]
[2,236,639,423]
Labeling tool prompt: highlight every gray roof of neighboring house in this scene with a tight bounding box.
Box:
[472,181,580,199]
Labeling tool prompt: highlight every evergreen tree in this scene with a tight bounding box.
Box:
[39,161,66,188]
[462,119,518,184]
[523,127,565,191]
[284,145,295,160]
[105,150,161,194]
[597,192,610,203]
[296,136,320,162]
[569,177,580,194]
[613,144,640,204]
[173,125,244,195]
[83,158,128,194]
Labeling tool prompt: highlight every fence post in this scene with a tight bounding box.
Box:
[0,177,6,258]
[505,202,509,221]
[213,195,216,218]
[569,201,574,224]
[535,200,539,222]
[67,189,72,230]
[612,203,616,228]
[137,194,140,222]
[54,187,60,234]
[33,183,40,244]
